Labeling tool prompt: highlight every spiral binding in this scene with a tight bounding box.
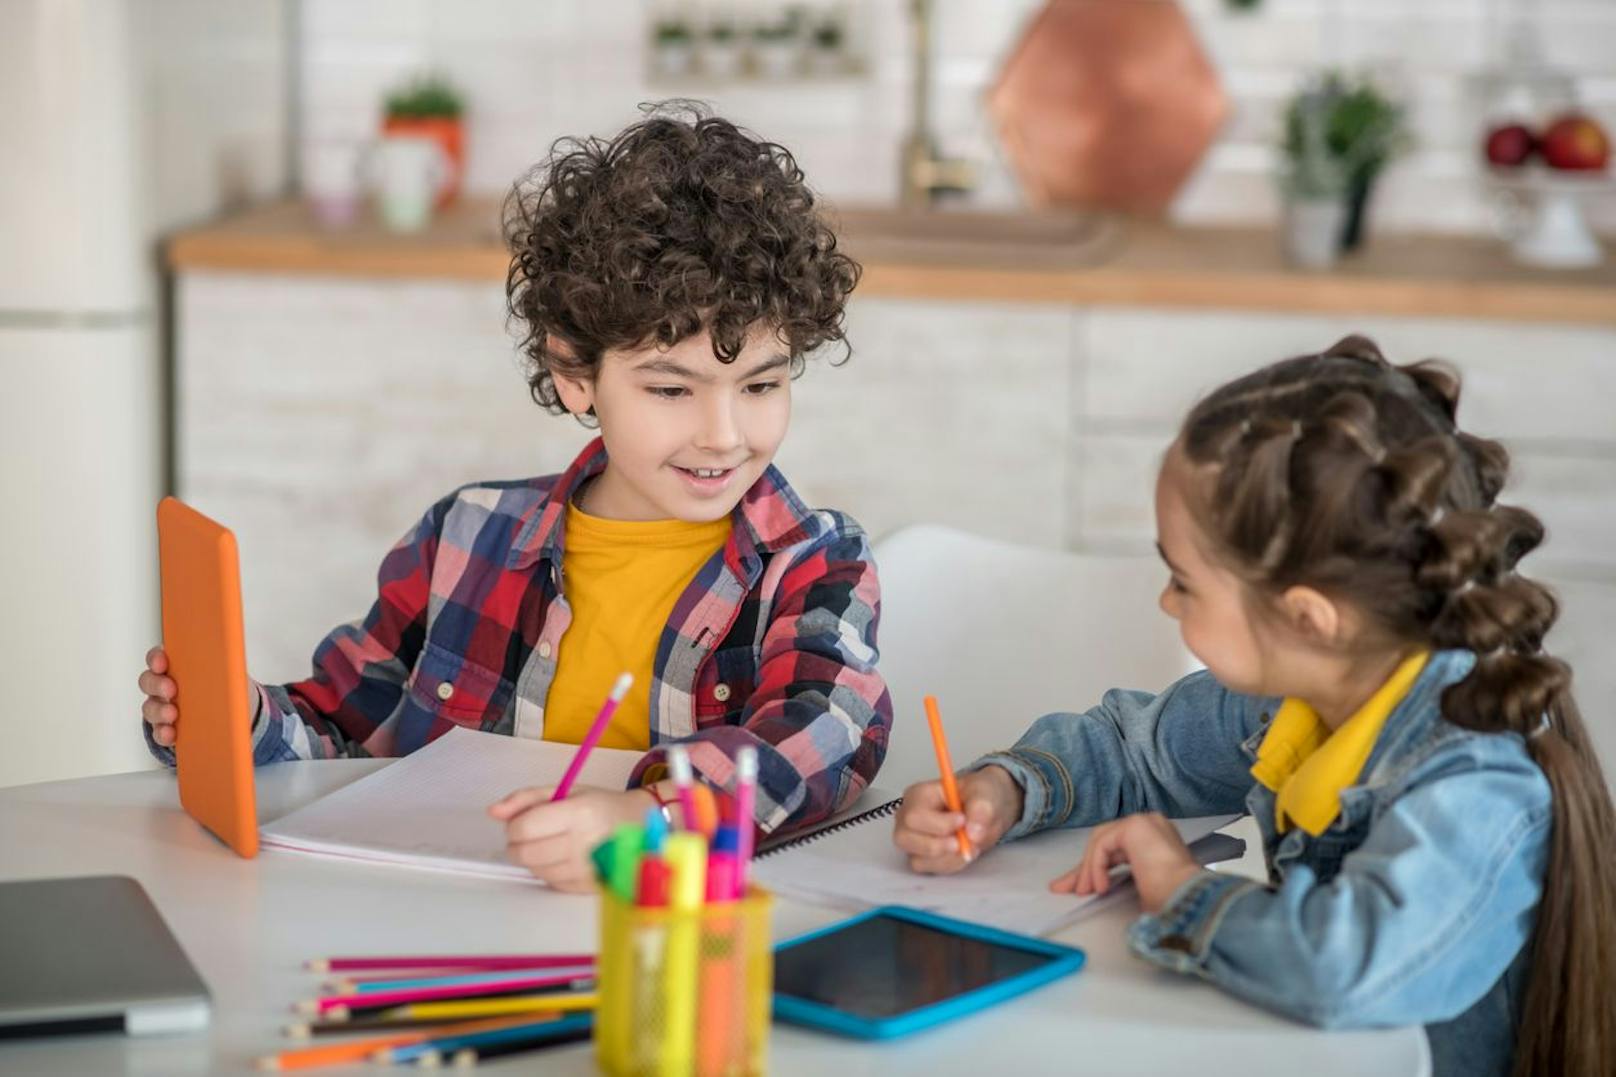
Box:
[755,797,904,860]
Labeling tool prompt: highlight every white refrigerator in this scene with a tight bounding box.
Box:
[0,0,287,786]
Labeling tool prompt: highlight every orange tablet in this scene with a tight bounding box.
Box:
[157,497,259,858]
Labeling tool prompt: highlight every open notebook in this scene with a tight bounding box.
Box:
[754,795,1243,937]
[259,727,642,882]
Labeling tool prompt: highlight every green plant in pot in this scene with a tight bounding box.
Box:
[382,74,465,208]
[1281,71,1410,252]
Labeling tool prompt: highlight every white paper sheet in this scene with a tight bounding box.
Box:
[755,809,1240,935]
[258,727,642,882]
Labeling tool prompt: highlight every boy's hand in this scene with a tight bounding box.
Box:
[489,786,656,892]
[139,646,258,747]
[1049,812,1201,913]
[139,647,181,747]
[893,765,1024,875]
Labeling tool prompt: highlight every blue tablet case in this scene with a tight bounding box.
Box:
[772,905,1085,1039]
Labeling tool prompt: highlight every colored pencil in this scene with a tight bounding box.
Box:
[383,991,598,1022]
[551,672,633,800]
[297,973,593,1016]
[734,746,757,892]
[923,694,975,862]
[331,965,595,996]
[445,1020,594,1066]
[668,744,699,829]
[282,1009,555,1039]
[254,1013,551,1071]
[303,953,592,974]
[377,1013,591,1064]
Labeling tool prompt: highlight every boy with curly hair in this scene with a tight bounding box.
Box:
[137,104,891,888]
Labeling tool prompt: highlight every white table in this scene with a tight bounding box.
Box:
[0,762,1430,1075]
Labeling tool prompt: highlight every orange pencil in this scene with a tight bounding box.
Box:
[254,1012,555,1071]
[923,695,974,862]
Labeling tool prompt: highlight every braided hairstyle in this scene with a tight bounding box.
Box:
[1179,335,1614,1077]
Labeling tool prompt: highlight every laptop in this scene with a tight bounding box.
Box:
[0,876,210,1038]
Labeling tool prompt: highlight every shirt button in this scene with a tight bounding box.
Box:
[538,641,553,659]
[713,683,732,703]
[436,682,455,701]
[1158,934,1194,953]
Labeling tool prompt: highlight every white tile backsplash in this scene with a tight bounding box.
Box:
[297,0,1616,232]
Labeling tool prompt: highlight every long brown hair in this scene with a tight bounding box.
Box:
[1178,335,1615,1077]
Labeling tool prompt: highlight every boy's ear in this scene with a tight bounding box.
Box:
[1277,585,1342,646]
[551,369,595,417]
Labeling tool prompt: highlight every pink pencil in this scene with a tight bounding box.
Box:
[305,954,595,974]
[296,971,593,1015]
[734,746,757,896]
[551,672,634,801]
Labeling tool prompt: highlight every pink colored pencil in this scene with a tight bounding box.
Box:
[295,972,593,1015]
[304,954,595,974]
[551,672,634,801]
[734,746,758,896]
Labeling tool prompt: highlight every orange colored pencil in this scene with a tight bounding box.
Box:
[923,695,974,862]
[254,1012,556,1071]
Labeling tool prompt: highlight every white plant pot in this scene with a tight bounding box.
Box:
[1282,197,1347,270]
[754,41,799,79]
[655,42,696,80]
[703,42,743,80]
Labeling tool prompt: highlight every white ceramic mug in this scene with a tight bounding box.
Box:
[369,135,447,233]
[303,139,366,228]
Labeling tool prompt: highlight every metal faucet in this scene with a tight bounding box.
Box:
[900,0,977,206]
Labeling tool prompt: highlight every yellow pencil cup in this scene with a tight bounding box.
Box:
[595,886,773,1077]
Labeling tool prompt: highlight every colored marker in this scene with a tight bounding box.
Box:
[658,834,706,1076]
[552,672,633,801]
[923,694,975,862]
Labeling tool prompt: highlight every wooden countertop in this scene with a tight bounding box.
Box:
[166,198,1616,327]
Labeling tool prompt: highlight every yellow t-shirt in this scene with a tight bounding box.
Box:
[1249,651,1429,836]
[542,501,731,750]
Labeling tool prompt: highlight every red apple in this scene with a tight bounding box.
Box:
[1539,113,1610,171]
[1484,123,1536,167]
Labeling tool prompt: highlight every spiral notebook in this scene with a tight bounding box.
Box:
[755,793,1243,937]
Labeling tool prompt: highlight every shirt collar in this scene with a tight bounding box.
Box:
[1251,650,1430,835]
[506,436,820,576]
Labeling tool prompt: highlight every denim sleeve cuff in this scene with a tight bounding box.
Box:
[1128,870,1262,973]
[968,747,1074,841]
[143,720,177,767]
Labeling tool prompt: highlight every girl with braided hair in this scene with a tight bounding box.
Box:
[893,335,1614,1076]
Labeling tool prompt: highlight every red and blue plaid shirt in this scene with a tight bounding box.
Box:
[148,438,891,833]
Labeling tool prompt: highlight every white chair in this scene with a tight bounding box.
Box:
[872,524,1200,790]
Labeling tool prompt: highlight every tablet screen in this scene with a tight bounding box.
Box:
[773,911,1059,1019]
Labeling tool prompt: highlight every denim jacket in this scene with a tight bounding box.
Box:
[973,650,1551,1077]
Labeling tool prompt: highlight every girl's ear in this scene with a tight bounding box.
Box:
[1278,585,1342,646]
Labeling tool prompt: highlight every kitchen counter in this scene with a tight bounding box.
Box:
[166,198,1616,327]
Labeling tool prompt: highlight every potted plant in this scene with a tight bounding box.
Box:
[807,14,847,77]
[704,16,743,80]
[382,74,464,208]
[652,16,696,79]
[1281,70,1410,252]
[751,14,801,79]
[1277,87,1351,269]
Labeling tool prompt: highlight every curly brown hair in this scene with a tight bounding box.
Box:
[1179,335,1615,1077]
[502,101,861,414]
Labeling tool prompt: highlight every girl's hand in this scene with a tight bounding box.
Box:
[139,645,257,747]
[489,785,656,892]
[1049,811,1201,913]
[893,765,1024,875]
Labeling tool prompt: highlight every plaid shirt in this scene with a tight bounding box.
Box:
[147,438,891,834]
